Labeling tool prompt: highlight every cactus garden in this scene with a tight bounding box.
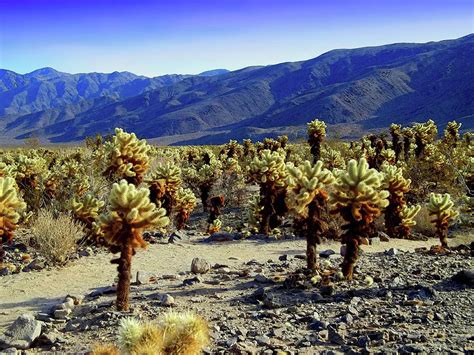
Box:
[0,120,472,354]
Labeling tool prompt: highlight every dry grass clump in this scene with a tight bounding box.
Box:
[31,209,84,264]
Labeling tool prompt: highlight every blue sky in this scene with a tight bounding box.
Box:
[0,0,473,76]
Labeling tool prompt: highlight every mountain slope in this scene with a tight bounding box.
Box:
[1,35,473,144]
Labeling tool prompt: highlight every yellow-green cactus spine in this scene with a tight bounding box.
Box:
[398,204,421,236]
[286,160,334,271]
[71,194,105,242]
[427,193,459,248]
[0,177,27,263]
[248,149,288,235]
[104,128,151,185]
[390,124,403,162]
[307,119,327,162]
[413,119,438,158]
[330,158,389,280]
[443,120,462,147]
[99,180,169,311]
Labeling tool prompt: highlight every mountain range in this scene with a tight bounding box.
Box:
[0,34,472,145]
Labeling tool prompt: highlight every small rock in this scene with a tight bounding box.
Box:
[26,259,45,271]
[319,249,336,258]
[191,258,211,274]
[66,294,84,306]
[452,269,474,285]
[255,335,271,346]
[255,274,273,284]
[53,309,71,319]
[182,276,202,286]
[136,270,157,285]
[203,232,235,242]
[386,248,398,256]
[327,325,346,345]
[150,293,175,306]
[0,313,42,350]
[278,254,289,261]
[168,230,188,243]
[377,231,390,242]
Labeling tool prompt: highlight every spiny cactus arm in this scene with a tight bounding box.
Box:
[399,204,421,228]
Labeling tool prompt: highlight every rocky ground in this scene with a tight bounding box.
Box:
[0,227,472,354]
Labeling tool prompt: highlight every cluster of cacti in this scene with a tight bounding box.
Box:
[97,180,169,310]
[382,164,420,238]
[307,119,327,162]
[71,194,105,242]
[92,312,209,355]
[330,158,389,280]
[427,193,459,248]
[103,128,151,184]
[0,177,27,263]
[286,160,334,271]
[248,149,288,234]
[321,147,346,170]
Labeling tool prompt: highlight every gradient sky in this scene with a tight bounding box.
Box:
[0,0,473,76]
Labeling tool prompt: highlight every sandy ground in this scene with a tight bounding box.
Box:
[3,234,467,331]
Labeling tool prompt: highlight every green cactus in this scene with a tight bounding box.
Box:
[330,158,389,280]
[248,149,288,235]
[146,162,182,215]
[307,119,327,162]
[174,187,197,230]
[402,127,414,161]
[103,128,151,185]
[427,193,459,248]
[390,124,403,162]
[0,177,27,263]
[286,160,334,271]
[443,120,462,147]
[413,119,438,158]
[382,164,418,238]
[398,204,422,236]
[71,194,105,243]
[98,180,169,311]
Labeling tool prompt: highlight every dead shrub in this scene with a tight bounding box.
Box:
[31,209,84,264]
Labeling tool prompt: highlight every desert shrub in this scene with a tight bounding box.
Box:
[31,209,84,264]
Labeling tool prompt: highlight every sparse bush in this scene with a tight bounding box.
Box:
[31,209,84,264]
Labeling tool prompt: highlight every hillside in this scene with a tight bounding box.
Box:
[1,35,473,144]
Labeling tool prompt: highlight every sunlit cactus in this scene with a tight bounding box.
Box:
[321,147,346,170]
[207,218,222,234]
[146,162,182,215]
[286,160,334,271]
[413,119,438,158]
[219,139,243,159]
[427,193,459,248]
[443,120,462,147]
[380,148,396,165]
[248,149,288,234]
[0,177,27,263]
[390,124,404,162]
[402,127,414,161]
[330,158,389,280]
[382,164,417,238]
[71,194,105,242]
[174,187,197,230]
[117,312,209,355]
[98,180,169,311]
[104,128,151,185]
[398,204,422,237]
[307,119,327,162]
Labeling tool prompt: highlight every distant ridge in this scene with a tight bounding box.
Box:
[0,34,472,144]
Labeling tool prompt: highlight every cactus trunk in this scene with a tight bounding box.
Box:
[342,237,359,280]
[116,230,134,311]
[200,185,211,212]
[436,221,449,248]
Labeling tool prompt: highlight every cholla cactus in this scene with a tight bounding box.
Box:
[248,149,288,234]
[183,151,222,211]
[413,119,438,158]
[382,164,418,238]
[0,177,27,263]
[116,312,209,355]
[398,204,422,237]
[98,180,169,311]
[443,120,462,147]
[427,193,459,248]
[380,149,396,165]
[207,218,222,234]
[174,188,197,230]
[321,147,345,170]
[104,128,151,185]
[146,162,182,215]
[219,140,243,159]
[307,119,327,162]
[402,127,414,161]
[330,158,389,280]
[71,194,105,242]
[390,124,403,162]
[286,161,334,271]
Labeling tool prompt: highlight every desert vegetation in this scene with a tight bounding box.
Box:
[0,118,472,353]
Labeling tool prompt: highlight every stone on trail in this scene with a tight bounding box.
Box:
[0,314,42,350]
[191,258,211,274]
[319,249,336,258]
